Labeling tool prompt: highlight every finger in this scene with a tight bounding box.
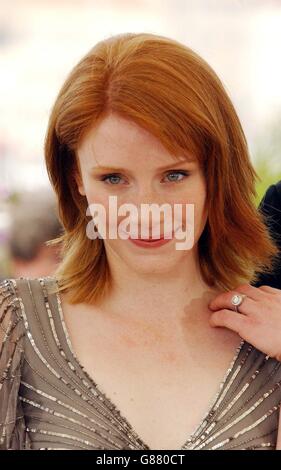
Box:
[209,308,248,335]
[258,285,281,295]
[208,290,257,316]
[234,283,267,301]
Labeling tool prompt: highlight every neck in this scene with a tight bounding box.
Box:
[103,249,219,323]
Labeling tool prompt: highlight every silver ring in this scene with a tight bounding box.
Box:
[230,294,247,313]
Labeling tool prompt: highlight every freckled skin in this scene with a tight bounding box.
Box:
[75,112,208,280]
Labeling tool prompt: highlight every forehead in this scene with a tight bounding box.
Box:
[77,113,198,168]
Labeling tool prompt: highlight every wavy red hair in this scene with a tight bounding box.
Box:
[44,32,278,304]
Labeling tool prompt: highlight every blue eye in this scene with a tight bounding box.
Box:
[164,171,190,182]
[100,170,190,185]
[100,174,124,185]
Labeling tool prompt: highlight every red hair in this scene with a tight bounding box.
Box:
[44,32,278,304]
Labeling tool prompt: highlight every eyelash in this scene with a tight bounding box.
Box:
[99,170,190,185]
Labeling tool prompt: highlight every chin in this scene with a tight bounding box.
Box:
[128,256,179,274]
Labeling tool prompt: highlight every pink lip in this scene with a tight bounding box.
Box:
[128,235,173,248]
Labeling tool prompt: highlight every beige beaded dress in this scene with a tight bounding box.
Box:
[0,276,281,450]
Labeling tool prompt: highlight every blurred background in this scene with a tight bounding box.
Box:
[0,0,281,280]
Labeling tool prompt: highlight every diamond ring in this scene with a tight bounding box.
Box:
[230,294,247,313]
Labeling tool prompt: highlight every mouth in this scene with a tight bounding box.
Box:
[129,234,172,241]
[137,236,163,241]
[127,233,174,248]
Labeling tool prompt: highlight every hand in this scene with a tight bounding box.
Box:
[208,284,281,362]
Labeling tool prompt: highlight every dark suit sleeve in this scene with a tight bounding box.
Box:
[252,181,281,288]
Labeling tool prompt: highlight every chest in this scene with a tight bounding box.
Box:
[63,307,242,449]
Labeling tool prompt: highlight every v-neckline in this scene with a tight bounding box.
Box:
[49,277,245,450]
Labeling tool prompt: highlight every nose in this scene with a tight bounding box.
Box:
[133,178,174,206]
[133,185,161,207]
[129,188,172,239]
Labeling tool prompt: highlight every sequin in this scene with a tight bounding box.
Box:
[1,276,281,450]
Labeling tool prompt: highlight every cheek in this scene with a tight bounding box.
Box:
[194,194,208,241]
[83,179,108,207]
[83,185,111,230]
[176,179,207,236]
[84,186,126,236]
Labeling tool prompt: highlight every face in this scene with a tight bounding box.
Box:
[75,112,207,275]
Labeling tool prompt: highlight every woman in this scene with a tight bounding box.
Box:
[1,32,281,451]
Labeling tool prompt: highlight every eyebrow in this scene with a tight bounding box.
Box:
[90,159,196,173]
